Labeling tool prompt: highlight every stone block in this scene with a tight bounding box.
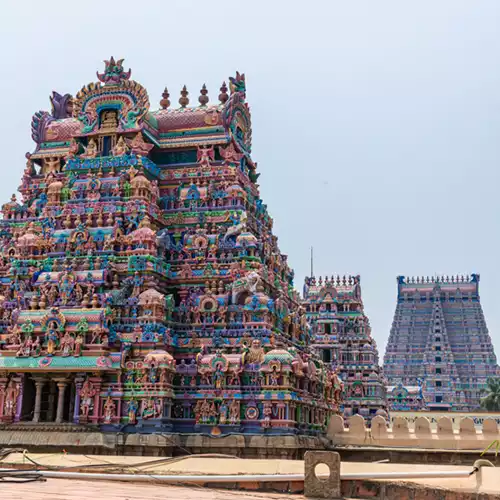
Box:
[327,414,344,437]
[459,417,476,435]
[384,483,412,500]
[437,417,453,435]
[483,418,499,435]
[353,480,381,497]
[415,416,432,435]
[392,416,410,434]
[348,414,366,435]
[371,415,388,439]
[304,450,341,499]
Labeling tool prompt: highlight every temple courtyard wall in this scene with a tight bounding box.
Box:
[328,414,500,452]
[390,411,500,430]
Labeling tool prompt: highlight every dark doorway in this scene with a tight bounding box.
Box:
[20,377,36,421]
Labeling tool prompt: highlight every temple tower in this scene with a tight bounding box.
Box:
[0,58,341,436]
[303,275,387,419]
[384,275,499,411]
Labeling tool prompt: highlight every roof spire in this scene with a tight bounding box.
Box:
[198,84,209,106]
[179,85,189,108]
[218,81,228,104]
[160,87,170,109]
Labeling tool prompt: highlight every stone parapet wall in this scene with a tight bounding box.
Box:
[328,414,500,450]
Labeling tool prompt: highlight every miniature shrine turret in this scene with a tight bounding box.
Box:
[303,275,387,420]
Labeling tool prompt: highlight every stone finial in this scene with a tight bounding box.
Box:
[459,417,476,435]
[198,84,209,106]
[414,416,431,434]
[392,416,410,435]
[437,416,453,434]
[179,85,189,108]
[483,419,499,435]
[326,414,344,437]
[160,87,170,109]
[348,414,366,434]
[371,415,388,439]
[218,81,229,104]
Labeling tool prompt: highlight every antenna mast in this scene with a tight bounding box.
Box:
[310,246,314,277]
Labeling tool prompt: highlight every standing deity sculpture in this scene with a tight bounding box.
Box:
[103,397,116,423]
[79,379,96,418]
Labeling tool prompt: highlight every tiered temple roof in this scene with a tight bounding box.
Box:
[0,58,341,433]
[384,274,499,411]
[302,275,387,420]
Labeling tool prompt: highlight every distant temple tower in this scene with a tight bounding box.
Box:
[383,275,499,411]
[303,275,387,419]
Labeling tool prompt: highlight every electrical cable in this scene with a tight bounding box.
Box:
[0,448,240,473]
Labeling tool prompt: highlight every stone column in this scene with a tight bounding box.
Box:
[55,381,68,423]
[32,379,46,423]
[14,374,24,423]
[47,382,56,422]
[73,378,83,424]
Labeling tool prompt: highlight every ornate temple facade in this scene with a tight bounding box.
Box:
[0,58,342,434]
[302,275,387,419]
[383,275,499,411]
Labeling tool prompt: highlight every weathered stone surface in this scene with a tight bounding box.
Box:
[304,450,340,499]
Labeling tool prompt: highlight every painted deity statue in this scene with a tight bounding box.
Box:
[103,397,116,423]
[79,379,96,418]
[60,332,74,356]
[4,380,19,418]
[46,324,59,356]
[81,138,98,158]
[229,400,240,425]
[262,402,272,428]
[243,339,265,365]
[74,334,83,357]
[128,399,138,424]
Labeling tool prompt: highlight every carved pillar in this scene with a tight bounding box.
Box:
[14,374,24,423]
[90,377,102,424]
[47,382,56,422]
[55,380,68,423]
[73,377,84,424]
[32,378,46,423]
[0,373,8,421]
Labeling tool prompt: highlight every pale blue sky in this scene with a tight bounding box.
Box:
[1,1,499,355]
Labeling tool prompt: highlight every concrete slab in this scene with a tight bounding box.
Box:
[0,478,303,500]
[1,452,499,495]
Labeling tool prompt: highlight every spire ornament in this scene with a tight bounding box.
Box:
[160,87,170,109]
[179,85,189,108]
[96,57,131,85]
[198,84,209,106]
[218,82,228,104]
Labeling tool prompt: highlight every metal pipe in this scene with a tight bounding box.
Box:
[0,468,475,483]
[340,470,472,480]
[0,469,305,483]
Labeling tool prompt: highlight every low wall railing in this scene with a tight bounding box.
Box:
[327,414,500,450]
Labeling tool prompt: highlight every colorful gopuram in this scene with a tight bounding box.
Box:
[302,275,387,419]
[384,275,499,411]
[0,58,342,435]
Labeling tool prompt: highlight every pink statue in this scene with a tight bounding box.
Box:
[79,379,96,418]
[103,396,116,423]
[3,380,19,418]
[60,332,74,357]
[74,334,83,357]
[262,402,272,428]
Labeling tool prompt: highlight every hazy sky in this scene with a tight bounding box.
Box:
[1,1,499,356]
